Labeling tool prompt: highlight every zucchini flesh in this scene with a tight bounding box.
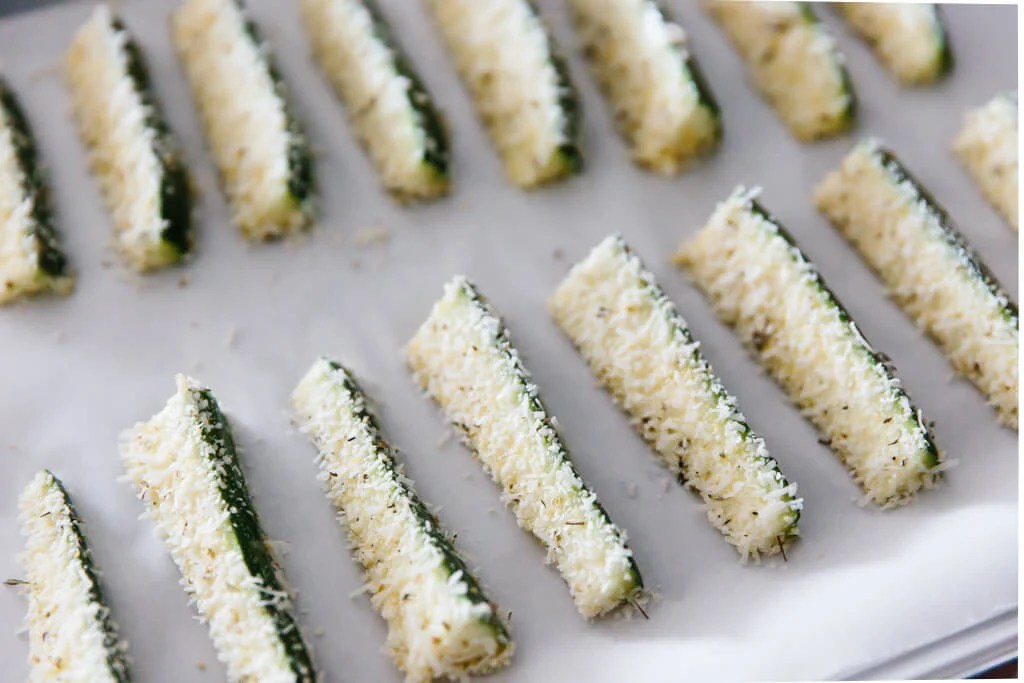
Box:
[121,375,316,682]
[835,3,952,85]
[173,0,313,239]
[18,470,130,683]
[706,1,854,141]
[0,77,72,303]
[405,277,642,618]
[428,0,581,188]
[550,235,800,559]
[953,93,1018,230]
[569,0,720,174]
[65,6,193,271]
[815,139,1019,429]
[301,0,449,201]
[292,357,513,681]
[676,188,944,507]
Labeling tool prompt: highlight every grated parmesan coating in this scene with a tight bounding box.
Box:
[301,0,449,201]
[815,139,1019,429]
[0,77,71,303]
[705,1,854,141]
[66,5,192,271]
[120,375,317,682]
[292,357,513,682]
[549,235,801,560]
[428,0,580,188]
[569,0,720,174]
[835,3,951,85]
[953,93,1018,230]
[18,470,130,683]
[405,277,643,618]
[675,187,944,506]
[173,0,313,239]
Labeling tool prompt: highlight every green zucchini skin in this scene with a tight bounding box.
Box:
[112,19,193,257]
[0,77,68,280]
[192,387,317,682]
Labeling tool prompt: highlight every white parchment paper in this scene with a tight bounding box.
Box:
[0,1,1017,681]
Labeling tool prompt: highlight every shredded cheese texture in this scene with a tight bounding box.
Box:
[292,358,513,682]
[569,0,719,174]
[406,277,642,618]
[428,0,579,188]
[121,375,316,682]
[66,5,185,271]
[0,85,71,303]
[816,140,1019,429]
[18,470,130,683]
[549,235,800,559]
[953,93,1018,230]
[173,0,311,239]
[301,0,448,200]
[706,1,853,141]
[836,3,950,85]
[676,188,944,506]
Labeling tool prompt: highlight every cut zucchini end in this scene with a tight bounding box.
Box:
[0,267,75,305]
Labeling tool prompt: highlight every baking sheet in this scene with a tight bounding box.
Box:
[0,1,1017,681]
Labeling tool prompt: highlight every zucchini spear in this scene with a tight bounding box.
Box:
[816,139,1019,428]
[834,3,952,86]
[676,187,944,506]
[427,0,581,188]
[706,1,854,141]
[66,5,192,271]
[18,470,130,683]
[568,0,720,174]
[292,357,513,682]
[405,277,643,618]
[173,0,314,239]
[121,375,316,682]
[550,235,801,559]
[301,0,449,201]
[953,93,1018,230]
[0,77,71,303]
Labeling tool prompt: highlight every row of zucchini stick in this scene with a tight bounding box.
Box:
[2,0,1013,303]
[14,137,1016,680]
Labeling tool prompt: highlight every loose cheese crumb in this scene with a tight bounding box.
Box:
[816,139,1019,429]
[18,470,130,683]
[550,235,801,559]
[301,0,448,200]
[173,0,312,239]
[569,0,719,174]
[0,79,71,303]
[292,357,513,682]
[706,1,853,141]
[405,277,642,618]
[835,3,950,85]
[676,187,944,506]
[953,93,1018,230]
[121,375,316,682]
[428,0,580,188]
[66,5,190,271]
